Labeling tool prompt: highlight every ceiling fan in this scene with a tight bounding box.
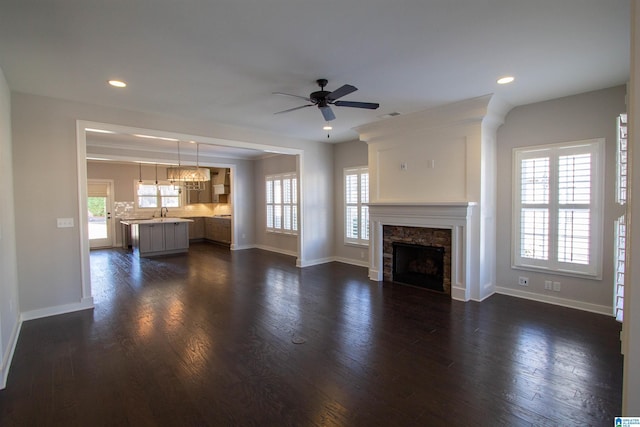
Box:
[273,79,379,122]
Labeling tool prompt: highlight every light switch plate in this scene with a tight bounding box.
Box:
[57,218,74,228]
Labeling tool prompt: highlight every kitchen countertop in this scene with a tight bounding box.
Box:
[121,218,194,225]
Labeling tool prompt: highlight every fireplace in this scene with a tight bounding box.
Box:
[382,225,452,294]
[393,243,445,292]
[368,202,475,301]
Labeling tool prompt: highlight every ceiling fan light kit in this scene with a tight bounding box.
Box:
[274,79,379,121]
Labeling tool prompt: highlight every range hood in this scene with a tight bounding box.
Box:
[213,184,229,194]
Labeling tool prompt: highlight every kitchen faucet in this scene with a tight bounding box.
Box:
[161,207,169,218]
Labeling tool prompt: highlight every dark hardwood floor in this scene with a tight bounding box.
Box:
[0,242,623,426]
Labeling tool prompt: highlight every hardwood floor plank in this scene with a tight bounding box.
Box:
[0,243,623,426]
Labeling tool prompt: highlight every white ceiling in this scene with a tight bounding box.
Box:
[0,0,630,146]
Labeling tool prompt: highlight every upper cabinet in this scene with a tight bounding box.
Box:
[211,168,230,203]
[186,179,212,204]
[185,167,231,204]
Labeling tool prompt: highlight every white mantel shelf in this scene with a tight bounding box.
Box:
[368,202,476,223]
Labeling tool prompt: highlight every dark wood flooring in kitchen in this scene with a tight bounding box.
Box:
[0,243,623,426]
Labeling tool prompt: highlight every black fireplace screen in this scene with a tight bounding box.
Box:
[392,242,445,292]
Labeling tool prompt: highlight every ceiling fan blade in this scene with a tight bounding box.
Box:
[273,92,313,102]
[320,106,336,121]
[327,84,357,101]
[334,100,380,110]
[274,104,313,114]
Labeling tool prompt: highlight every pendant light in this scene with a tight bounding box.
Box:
[166,141,211,189]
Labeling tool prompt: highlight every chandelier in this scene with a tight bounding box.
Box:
[166,142,210,190]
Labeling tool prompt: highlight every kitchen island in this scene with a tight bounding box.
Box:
[121,218,194,257]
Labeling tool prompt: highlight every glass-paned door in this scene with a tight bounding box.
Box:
[88,180,114,248]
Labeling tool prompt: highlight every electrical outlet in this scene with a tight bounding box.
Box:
[518,276,529,286]
[553,281,561,292]
[544,280,552,290]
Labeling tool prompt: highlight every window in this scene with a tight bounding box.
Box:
[616,113,628,204]
[136,181,182,209]
[344,167,369,245]
[266,173,298,234]
[615,113,628,322]
[614,214,626,322]
[512,139,604,277]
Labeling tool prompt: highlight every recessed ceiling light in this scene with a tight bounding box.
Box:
[108,79,127,88]
[323,125,333,131]
[497,76,515,85]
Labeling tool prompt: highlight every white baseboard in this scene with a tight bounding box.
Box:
[296,256,334,268]
[21,298,95,322]
[451,286,469,301]
[495,286,613,316]
[230,243,256,251]
[0,317,21,390]
[253,244,298,258]
[333,257,369,268]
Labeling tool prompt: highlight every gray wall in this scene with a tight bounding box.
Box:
[253,154,299,255]
[0,67,19,389]
[496,85,626,311]
[10,91,331,314]
[298,140,334,266]
[88,162,172,202]
[333,139,369,265]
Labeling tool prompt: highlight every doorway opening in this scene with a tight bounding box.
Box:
[87,180,114,249]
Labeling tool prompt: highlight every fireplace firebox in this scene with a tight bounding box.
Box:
[392,242,445,292]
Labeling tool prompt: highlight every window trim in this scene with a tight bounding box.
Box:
[134,180,184,211]
[344,166,369,246]
[265,172,298,235]
[511,138,604,279]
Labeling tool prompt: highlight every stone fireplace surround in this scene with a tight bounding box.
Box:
[369,202,476,301]
[384,226,452,295]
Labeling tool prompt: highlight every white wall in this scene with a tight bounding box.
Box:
[10,92,332,315]
[0,66,20,389]
[333,139,369,266]
[496,85,626,314]
[355,95,509,301]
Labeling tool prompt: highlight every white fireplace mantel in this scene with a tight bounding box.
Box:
[368,202,477,301]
